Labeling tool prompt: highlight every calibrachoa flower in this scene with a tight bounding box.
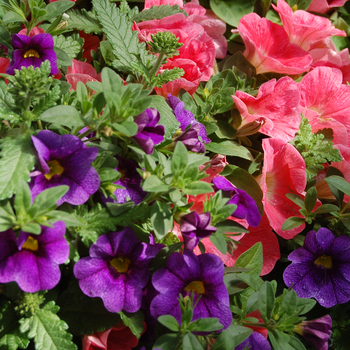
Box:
[293,315,332,350]
[283,228,350,307]
[180,211,217,250]
[150,250,232,330]
[66,59,101,91]
[133,108,165,154]
[6,33,58,75]
[74,228,159,313]
[31,130,100,206]
[175,123,206,153]
[0,221,69,293]
[235,331,271,350]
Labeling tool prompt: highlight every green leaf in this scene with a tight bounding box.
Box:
[191,318,223,332]
[282,216,305,231]
[119,311,144,339]
[295,298,316,315]
[19,301,77,350]
[150,200,173,240]
[157,315,180,332]
[39,1,74,21]
[153,333,183,350]
[216,220,249,233]
[54,47,72,67]
[288,0,313,11]
[66,9,102,34]
[182,333,203,350]
[209,231,227,254]
[0,25,12,49]
[235,242,263,278]
[112,121,138,136]
[325,175,350,197]
[304,187,317,213]
[0,135,35,201]
[143,175,170,192]
[2,11,25,24]
[205,140,253,160]
[40,105,85,128]
[279,289,297,318]
[210,0,256,28]
[285,193,305,209]
[53,35,84,60]
[171,142,188,174]
[14,180,32,218]
[46,210,83,227]
[21,222,41,235]
[224,274,246,295]
[314,204,340,214]
[133,4,186,22]
[183,182,213,195]
[258,281,275,323]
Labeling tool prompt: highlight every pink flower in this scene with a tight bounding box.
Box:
[144,0,183,8]
[0,57,10,83]
[79,31,100,63]
[299,67,350,146]
[308,0,348,14]
[238,13,313,75]
[18,27,45,37]
[272,0,346,51]
[66,59,101,91]
[232,76,301,141]
[259,138,307,239]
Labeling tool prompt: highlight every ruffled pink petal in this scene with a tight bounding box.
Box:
[144,0,183,9]
[308,0,347,14]
[67,59,99,78]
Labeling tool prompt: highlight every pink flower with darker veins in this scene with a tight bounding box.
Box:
[308,0,347,14]
[66,59,101,91]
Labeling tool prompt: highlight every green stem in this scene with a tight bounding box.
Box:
[149,52,165,77]
[37,119,43,130]
[340,201,350,215]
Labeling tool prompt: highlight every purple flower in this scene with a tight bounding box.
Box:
[294,315,332,350]
[180,211,217,250]
[74,228,159,313]
[213,177,261,227]
[6,33,58,75]
[0,221,69,293]
[283,228,350,308]
[31,130,100,206]
[150,251,232,330]
[235,332,271,350]
[175,124,206,153]
[133,108,165,154]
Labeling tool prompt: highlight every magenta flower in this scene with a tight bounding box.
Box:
[133,108,165,154]
[180,212,217,250]
[0,221,69,293]
[175,123,206,153]
[283,228,350,307]
[235,332,271,350]
[150,251,232,330]
[74,228,159,313]
[6,33,58,75]
[31,130,100,206]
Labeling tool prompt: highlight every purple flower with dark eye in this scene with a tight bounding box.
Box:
[74,228,159,313]
[31,130,100,206]
[212,176,261,227]
[133,108,165,154]
[6,33,58,75]
[283,228,350,308]
[180,211,217,250]
[0,221,69,293]
[150,251,232,330]
[235,332,271,350]
[294,315,332,350]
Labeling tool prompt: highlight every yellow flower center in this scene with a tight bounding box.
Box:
[22,236,39,251]
[24,49,40,58]
[45,160,64,180]
[184,281,205,295]
[110,256,131,273]
[314,255,332,269]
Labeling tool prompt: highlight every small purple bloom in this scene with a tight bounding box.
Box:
[213,177,261,227]
[0,221,69,293]
[180,211,217,250]
[6,33,58,75]
[235,332,271,350]
[150,251,232,330]
[294,315,332,350]
[74,228,159,313]
[175,123,206,153]
[283,228,350,308]
[133,108,165,154]
[31,130,100,206]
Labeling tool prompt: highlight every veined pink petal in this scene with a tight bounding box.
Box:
[238,13,312,75]
[144,0,183,9]
[67,59,100,78]
[233,76,301,141]
[273,0,346,51]
[308,0,348,14]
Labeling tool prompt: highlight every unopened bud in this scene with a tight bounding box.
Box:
[142,171,152,180]
[100,126,113,137]
[236,118,265,137]
[210,154,228,173]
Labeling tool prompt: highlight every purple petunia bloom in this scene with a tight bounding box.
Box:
[213,176,261,227]
[283,228,350,308]
[133,108,165,154]
[150,251,232,330]
[31,130,100,206]
[0,221,69,293]
[235,332,271,350]
[6,33,58,75]
[180,211,217,250]
[294,315,332,350]
[74,228,159,313]
[175,123,206,153]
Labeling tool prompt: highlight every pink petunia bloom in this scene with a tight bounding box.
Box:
[232,76,301,141]
[258,138,307,239]
[144,0,183,8]
[66,59,101,91]
[18,27,45,37]
[299,66,350,146]
[308,0,348,14]
[79,31,101,63]
[272,0,346,51]
[0,57,10,83]
[238,13,313,75]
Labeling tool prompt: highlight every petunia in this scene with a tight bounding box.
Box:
[150,250,232,330]
[6,33,58,75]
[283,228,350,307]
[235,331,271,350]
[31,130,100,206]
[0,221,69,293]
[66,59,101,91]
[79,31,101,63]
[238,13,312,75]
[232,76,301,142]
[74,228,159,313]
[133,108,165,154]
[307,0,347,13]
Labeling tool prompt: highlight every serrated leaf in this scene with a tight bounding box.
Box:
[66,9,102,34]
[0,135,35,200]
[132,5,186,22]
[53,35,84,60]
